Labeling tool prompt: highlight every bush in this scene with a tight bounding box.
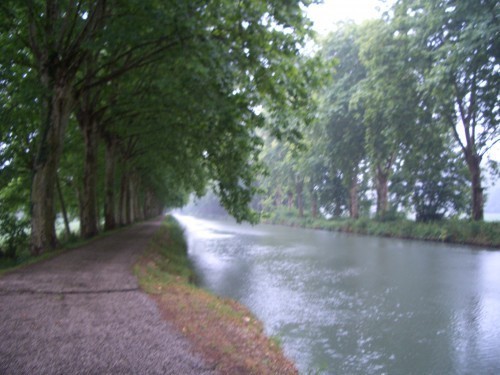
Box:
[0,212,29,259]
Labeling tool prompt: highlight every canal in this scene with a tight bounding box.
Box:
[175,214,500,374]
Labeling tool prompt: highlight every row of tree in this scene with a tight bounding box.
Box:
[0,0,318,255]
[258,0,498,222]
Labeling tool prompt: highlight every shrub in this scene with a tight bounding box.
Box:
[0,212,29,259]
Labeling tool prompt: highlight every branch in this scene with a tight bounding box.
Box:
[60,0,83,52]
[479,134,500,157]
[450,121,467,153]
[469,70,478,145]
[77,36,184,93]
[453,79,472,148]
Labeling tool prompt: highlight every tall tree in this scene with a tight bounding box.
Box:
[321,22,367,218]
[2,0,107,252]
[394,0,499,220]
[353,19,419,217]
[1,0,318,253]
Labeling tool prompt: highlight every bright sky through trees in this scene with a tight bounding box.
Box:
[307,0,394,33]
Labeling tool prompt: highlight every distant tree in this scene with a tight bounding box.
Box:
[321,22,367,218]
[353,19,420,218]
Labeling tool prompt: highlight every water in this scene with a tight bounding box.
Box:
[175,215,500,374]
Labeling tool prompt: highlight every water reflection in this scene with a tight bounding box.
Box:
[176,214,500,374]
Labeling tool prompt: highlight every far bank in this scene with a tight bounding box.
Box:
[262,209,500,249]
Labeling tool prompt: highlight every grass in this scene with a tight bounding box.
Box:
[264,209,500,248]
[134,215,298,374]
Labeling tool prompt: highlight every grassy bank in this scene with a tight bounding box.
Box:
[264,209,500,248]
[134,215,297,374]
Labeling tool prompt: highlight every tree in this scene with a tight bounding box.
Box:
[353,19,420,217]
[394,0,499,220]
[321,22,367,218]
[1,0,318,253]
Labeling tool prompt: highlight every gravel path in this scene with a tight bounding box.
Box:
[0,217,216,375]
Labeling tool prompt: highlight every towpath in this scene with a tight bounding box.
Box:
[0,217,216,374]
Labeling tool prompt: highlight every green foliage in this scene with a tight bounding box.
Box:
[1,0,321,253]
[393,0,499,220]
[256,1,498,224]
[0,209,29,259]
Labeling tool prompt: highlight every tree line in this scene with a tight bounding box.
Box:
[0,0,317,257]
[1,0,498,260]
[257,0,498,223]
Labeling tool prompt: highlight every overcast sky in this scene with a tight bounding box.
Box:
[306,0,394,34]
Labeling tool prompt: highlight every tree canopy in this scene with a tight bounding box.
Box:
[0,0,319,255]
[1,0,498,259]
[255,0,498,223]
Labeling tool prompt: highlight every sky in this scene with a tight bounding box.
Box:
[306,0,394,34]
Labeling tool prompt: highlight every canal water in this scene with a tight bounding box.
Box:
[175,214,500,374]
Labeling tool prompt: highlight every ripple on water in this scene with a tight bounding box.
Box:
[181,215,500,375]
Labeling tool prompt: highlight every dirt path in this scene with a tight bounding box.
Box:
[0,217,216,375]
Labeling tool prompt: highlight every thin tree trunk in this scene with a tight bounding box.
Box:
[296,177,304,217]
[349,174,359,219]
[287,191,294,209]
[119,170,128,226]
[466,152,484,221]
[311,190,318,219]
[56,173,71,237]
[104,137,117,230]
[79,114,100,238]
[375,168,389,217]
[128,177,135,224]
[134,181,144,222]
[275,187,282,207]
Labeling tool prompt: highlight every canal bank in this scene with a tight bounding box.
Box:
[263,212,500,249]
[177,214,500,374]
[135,216,297,374]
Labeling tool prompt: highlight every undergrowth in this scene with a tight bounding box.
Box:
[264,210,500,248]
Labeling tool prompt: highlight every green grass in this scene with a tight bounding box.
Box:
[134,216,195,293]
[263,210,500,248]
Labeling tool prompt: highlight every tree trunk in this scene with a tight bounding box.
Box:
[128,177,135,224]
[333,199,343,218]
[56,174,71,238]
[30,84,72,254]
[119,170,129,226]
[287,190,294,209]
[311,190,318,219]
[78,114,99,238]
[375,166,389,217]
[275,187,282,207]
[349,174,359,219]
[104,137,117,230]
[134,179,145,222]
[143,189,152,219]
[296,177,304,217]
[466,152,484,221]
